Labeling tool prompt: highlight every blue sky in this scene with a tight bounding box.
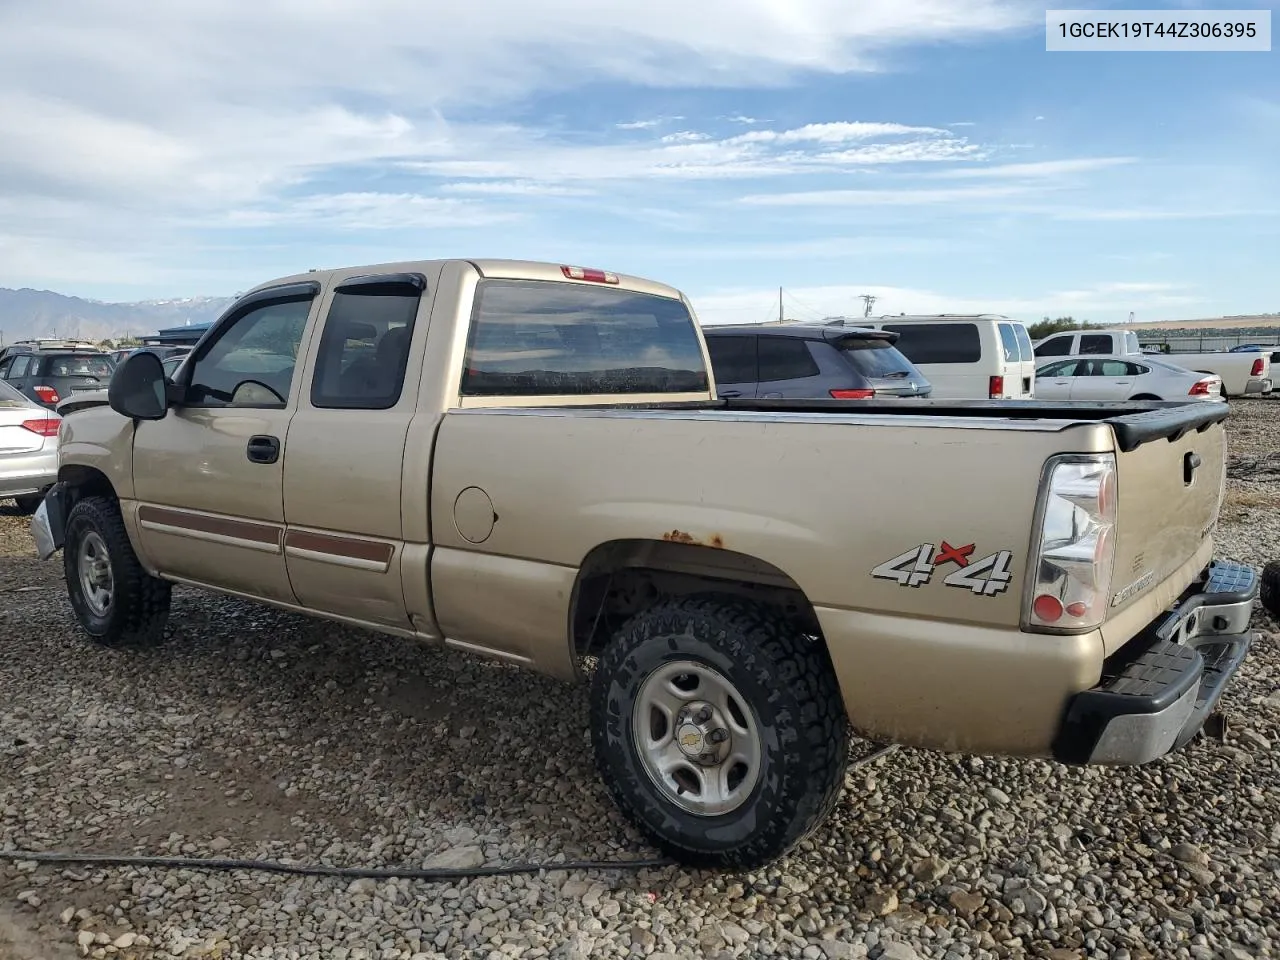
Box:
[0,0,1276,325]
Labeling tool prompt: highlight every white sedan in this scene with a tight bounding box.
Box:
[1035,355,1225,402]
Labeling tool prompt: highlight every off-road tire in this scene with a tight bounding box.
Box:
[589,594,850,868]
[64,495,171,646]
[1261,560,1280,620]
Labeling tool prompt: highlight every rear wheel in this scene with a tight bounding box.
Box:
[589,595,850,868]
[1131,394,1161,401]
[63,495,171,646]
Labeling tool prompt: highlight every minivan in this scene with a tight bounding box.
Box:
[702,323,932,399]
[851,314,1037,400]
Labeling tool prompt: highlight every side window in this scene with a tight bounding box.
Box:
[1038,360,1078,377]
[310,274,424,410]
[1013,323,1034,361]
[1098,360,1132,376]
[184,296,314,408]
[1127,362,1149,376]
[757,338,819,382]
[882,323,981,364]
[7,356,31,379]
[997,323,1020,363]
[705,335,758,384]
[1034,335,1071,357]
[1126,332,1141,354]
[1079,334,1112,355]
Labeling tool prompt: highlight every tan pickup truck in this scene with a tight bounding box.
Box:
[31,259,1259,868]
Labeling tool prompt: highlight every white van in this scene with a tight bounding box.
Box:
[855,314,1037,400]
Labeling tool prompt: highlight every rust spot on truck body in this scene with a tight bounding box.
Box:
[662,529,725,548]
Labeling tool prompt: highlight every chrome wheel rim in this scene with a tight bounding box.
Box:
[631,660,762,817]
[77,530,113,617]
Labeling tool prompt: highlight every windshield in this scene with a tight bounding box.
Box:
[838,339,917,378]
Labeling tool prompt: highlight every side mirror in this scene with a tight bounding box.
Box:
[107,350,169,421]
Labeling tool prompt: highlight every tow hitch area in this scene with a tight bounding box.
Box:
[1053,560,1259,766]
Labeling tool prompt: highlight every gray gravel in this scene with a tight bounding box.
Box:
[2,398,1279,960]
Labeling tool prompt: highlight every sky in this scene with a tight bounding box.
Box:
[0,0,1276,326]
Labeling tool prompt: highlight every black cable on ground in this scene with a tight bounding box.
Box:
[0,745,900,882]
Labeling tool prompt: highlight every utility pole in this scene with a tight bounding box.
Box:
[859,294,877,318]
[778,287,784,325]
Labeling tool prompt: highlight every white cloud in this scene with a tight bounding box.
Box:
[725,115,762,124]
[932,157,1137,179]
[731,121,946,144]
[221,193,519,230]
[438,180,595,197]
[948,121,976,127]
[738,183,1034,206]
[617,119,664,129]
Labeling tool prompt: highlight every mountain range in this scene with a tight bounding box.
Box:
[0,287,235,345]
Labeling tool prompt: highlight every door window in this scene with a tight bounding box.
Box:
[310,274,424,409]
[1013,324,1034,361]
[705,335,758,384]
[757,338,819,382]
[1080,359,1132,377]
[183,296,314,408]
[1038,360,1080,377]
[5,356,31,379]
[1034,336,1071,357]
[1079,335,1113,355]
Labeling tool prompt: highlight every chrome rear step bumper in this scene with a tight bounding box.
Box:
[1053,560,1259,766]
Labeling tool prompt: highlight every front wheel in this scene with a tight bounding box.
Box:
[63,495,172,645]
[589,595,850,868]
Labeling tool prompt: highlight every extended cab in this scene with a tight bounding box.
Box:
[32,259,1259,868]
[1035,328,1272,399]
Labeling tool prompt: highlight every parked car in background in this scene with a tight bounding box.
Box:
[1033,328,1270,399]
[1034,329,1142,358]
[853,314,1035,399]
[702,323,931,399]
[0,378,61,513]
[0,348,116,409]
[1034,356,1224,403]
[0,339,101,366]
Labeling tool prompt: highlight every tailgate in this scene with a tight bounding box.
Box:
[1104,412,1226,643]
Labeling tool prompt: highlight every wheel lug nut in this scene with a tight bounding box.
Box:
[695,706,712,723]
[708,728,728,744]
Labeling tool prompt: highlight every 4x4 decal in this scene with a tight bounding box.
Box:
[872,541,1014,596]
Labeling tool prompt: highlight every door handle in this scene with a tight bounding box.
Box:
[718,390,742,398]
[246,435,280,464]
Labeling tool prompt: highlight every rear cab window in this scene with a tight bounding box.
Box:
[882,323,981,364]
[1013,324,1034,361]
[997,323,1021,363]
[460,279,709,397]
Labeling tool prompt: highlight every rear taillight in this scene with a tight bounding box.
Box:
[1026,453,1118,632]
[1251,358,1264,376]
[33,385,60,403]
[830,388,875,399]
[20,417,60,437]
[989,375,1004,398]
[1189,379,1214,396]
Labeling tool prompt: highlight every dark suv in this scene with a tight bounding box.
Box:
[702,323,932,399]
[0,349,116,409]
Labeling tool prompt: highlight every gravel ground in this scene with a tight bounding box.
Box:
[2,399,1279,960]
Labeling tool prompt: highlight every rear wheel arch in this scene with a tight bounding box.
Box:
[569,538,825,665]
